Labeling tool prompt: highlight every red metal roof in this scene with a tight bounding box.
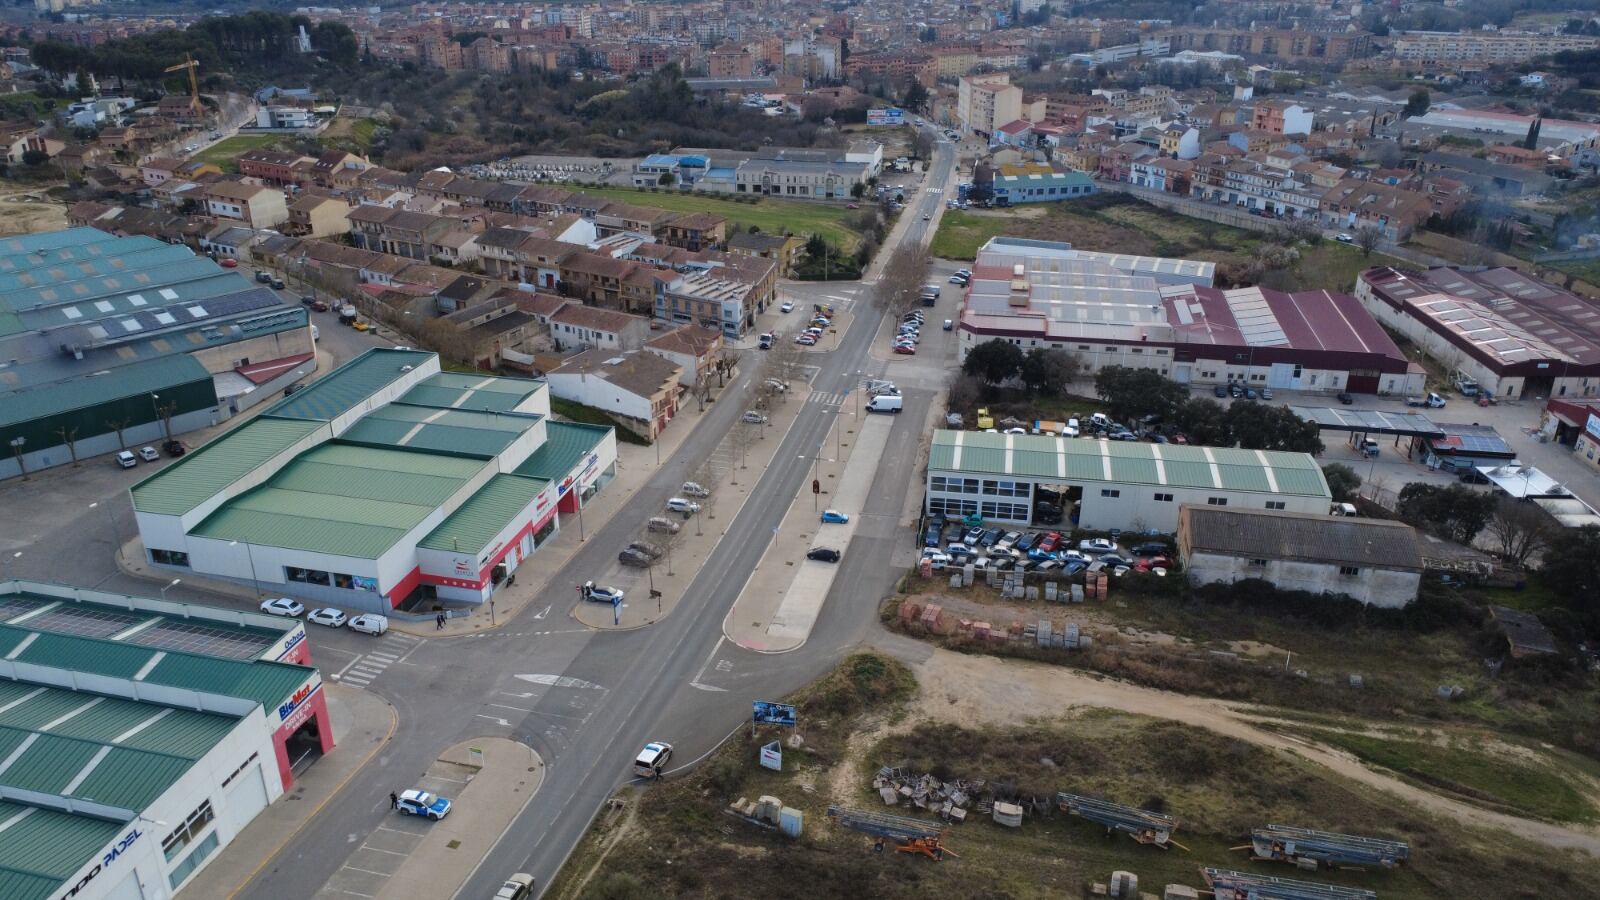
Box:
[236,353,314,385]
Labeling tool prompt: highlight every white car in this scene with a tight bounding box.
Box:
[665,497,701,515]
[780,301,794,313]
[349,614,388,636]
[307,608,347,628]
[995,531,1022,552]
[495,874,536,900]
[137,446,160,462]
[1003,427,1026,434]
[635,741,673,778]
[582,581,624,604]
[680,481,711,498]
[920,550,951,569]
[1064,418,1081,437]
[1335,232,1354,243]
[741,411,769,424]
[1078,538,1117,553]
[259,597,305,618]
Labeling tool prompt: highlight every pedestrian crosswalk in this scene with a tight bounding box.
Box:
[336,631,419,688]
[808,391,846,407]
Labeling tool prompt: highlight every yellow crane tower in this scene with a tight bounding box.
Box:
[163,54,202,118]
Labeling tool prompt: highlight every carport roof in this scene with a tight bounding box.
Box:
[1289,406,1445,438]
[928,430,1329,498]
[419,473,549,555]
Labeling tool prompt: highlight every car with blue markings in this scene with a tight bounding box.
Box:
[397,789,451,820]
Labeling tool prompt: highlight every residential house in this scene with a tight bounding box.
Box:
[1158,125,1201,160]
[286,194,351,238]
[312,150,370,187]
[548,304,652,352]
[645,324,724,388]
[1252,100,1313,136]
[560,252,639,309]
[439,297,536,369]
[546,349,683,441]
[237,149,314,186]
[205,180,289,228]
[1319,181,1434,241]
[662,213,728,252]
[727,231,804,277]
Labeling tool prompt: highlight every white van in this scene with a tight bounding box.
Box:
[866,395,903,414]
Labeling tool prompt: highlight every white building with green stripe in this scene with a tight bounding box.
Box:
[926,430,1331,531]
[131,349,617,613]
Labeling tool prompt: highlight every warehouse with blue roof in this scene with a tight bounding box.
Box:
[131,349,617,613]
[0,579,327,900]
[0,227,313,481]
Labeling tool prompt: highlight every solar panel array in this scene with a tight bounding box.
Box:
[24,604,144,639]
[126,620,276,660]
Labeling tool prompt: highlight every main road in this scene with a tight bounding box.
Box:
[235,138,958,899]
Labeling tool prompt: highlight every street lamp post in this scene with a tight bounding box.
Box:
[4,551,20,581]
[89,501,122,561]
[8,437,25,480]
[228,540,260,598]
[159,578,181,601]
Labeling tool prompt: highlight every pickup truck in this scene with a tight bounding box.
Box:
[1405,393,1447,408]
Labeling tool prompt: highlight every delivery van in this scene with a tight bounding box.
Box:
[866,394,903,414]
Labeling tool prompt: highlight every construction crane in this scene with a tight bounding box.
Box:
[163,54,202,118]
[1246,825,1410,870]
[1056,792,1185,850]
[1202,867,1378,900]
[826,806,958,861]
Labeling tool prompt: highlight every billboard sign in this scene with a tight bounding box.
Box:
[867,107,905,126]
[1587,412,1600,441]
[752,700,797,727]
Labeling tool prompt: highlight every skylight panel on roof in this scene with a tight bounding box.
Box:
[159,288,179,300]
[127,294,146,306]
[153,312,176,325]
[121,319,142,333]
[88,325,108,340]
[61,306,81,319]
[186,305,208,317]
[95,300,114,313]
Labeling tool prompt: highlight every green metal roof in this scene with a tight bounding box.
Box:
[190,442,484,558]
[262,348,437,422]
[0,354,212,429]
[927,430,1330,498]
[0,243,197,298]
[399,371,545,414]
[340,405,540,458]
[130,416,324,516]
[0,227,107,256]
[0,801,123,900]
[0,233,161,273]
[515,421,610,481]
[420,474,549,555]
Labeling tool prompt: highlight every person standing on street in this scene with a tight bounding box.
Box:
[389,792,398,810]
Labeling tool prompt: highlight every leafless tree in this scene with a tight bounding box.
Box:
[947,372,982,420]
[55,426,80,467]
[727,420,758,483]
[104,417,131,451]
[1355,225,1384,258]
[872,240,932,314]
[715,348,742,388]
[156,401,177,442]
[690,371,713,412]
[765,337,806,388]
[1484,495,1553,568]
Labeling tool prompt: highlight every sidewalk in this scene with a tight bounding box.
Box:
[724,409,894,652]
[375,739,543,900]
[176,684,395,900]
[572,383,811,629]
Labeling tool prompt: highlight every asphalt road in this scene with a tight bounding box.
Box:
[214,138,961,900]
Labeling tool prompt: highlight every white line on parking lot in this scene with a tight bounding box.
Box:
[327,890,374,898]
[359,845,408,857]
[342,866,391,878]
[488,703,530,712]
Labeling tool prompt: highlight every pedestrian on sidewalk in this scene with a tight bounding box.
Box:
[435,613,445,630]
[389,792,398,809]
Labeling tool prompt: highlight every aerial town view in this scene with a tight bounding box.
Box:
[3,0,1600,897]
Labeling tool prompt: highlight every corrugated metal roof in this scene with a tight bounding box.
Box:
[340,405,539,458]
[399,371,544,413]
[927,430,1329,497]
[131,417,323,516]
[1182,506,1422,569]
[0,801,122,900]
[5,628,157,678]
[190,442,484,558]
[0,354,212,429]
[514,421,610,481]
[420,474,549,555]
[263,348,436,421]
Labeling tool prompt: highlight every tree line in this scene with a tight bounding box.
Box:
[29,12,358,82]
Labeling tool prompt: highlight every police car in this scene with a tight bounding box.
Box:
[396,789,452,820]
[634,742,673,779]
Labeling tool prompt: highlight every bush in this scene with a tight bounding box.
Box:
[590,872,648,900]
[704,755,745,797]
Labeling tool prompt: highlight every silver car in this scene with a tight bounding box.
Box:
[680,481,711,498]
[647,516,682,534]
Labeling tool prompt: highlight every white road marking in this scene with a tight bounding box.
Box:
[488,703,530,712]
[514,673,604,690]
[343,866,391,878]
[359,845,408,857]
[475,715,512,727]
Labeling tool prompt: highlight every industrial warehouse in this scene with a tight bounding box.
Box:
[956,237,1425,396]
[0,227,314,481]
[0,580,325,900]
[925,429,1333,531]
[130,348,617,614]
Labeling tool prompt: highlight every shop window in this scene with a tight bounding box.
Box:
[168,833,219,890]
[151,548,190,567]
[333,573,354,589]
[1265,501,1286,510]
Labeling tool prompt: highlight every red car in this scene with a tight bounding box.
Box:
[1136,556,1172,572]
[219,258,238,268]
[893,344,916,354]
[1037,532,1061,552]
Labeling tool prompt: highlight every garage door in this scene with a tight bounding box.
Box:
[221,766,268,838]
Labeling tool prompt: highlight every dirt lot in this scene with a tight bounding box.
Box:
[546,651,1600,900]
[0,192,67,236]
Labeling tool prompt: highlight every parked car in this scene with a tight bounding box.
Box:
[820,509,850,524]
[1337,392,1355,405]
[635,742,673,778]
[807,547,842,563]
[349,614,388,636]
[995,531,1023,552]
[1131,542,1169,557]
[256,271,273,284]
[1335,232,1354,243]
[647,516,682,534]
[680,481,711,498]
[259,597,305,617]
[923,524,942,547]
[1015,532,1037,552]
[944,543,974,558]
[665,497,701,515]
[270,277,285,290]
[618,549,651,567]
[1036,532,1061,552]
[1261,388,1274,400]
[307,608,347,628]
[1079,538,1116,553]
[137,445,160,462]
[219,258,238,268]
[894,345,916,355]
[741,411,769,424]
[396,789,451,820]
[627,540,663,559]
[581,581,624,604]
[921,550,951,569]
[780,301,794,313]
[115,450,138,469]
[979,528,1002,547]
[1213,384,1228,398]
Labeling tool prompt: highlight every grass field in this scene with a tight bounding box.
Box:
[573,185,862,250]
[545,654,1600,900]
[193,134,285,172]
[931,197,1406,292]
[320,116,379,153]
[1277,726,1599,824]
